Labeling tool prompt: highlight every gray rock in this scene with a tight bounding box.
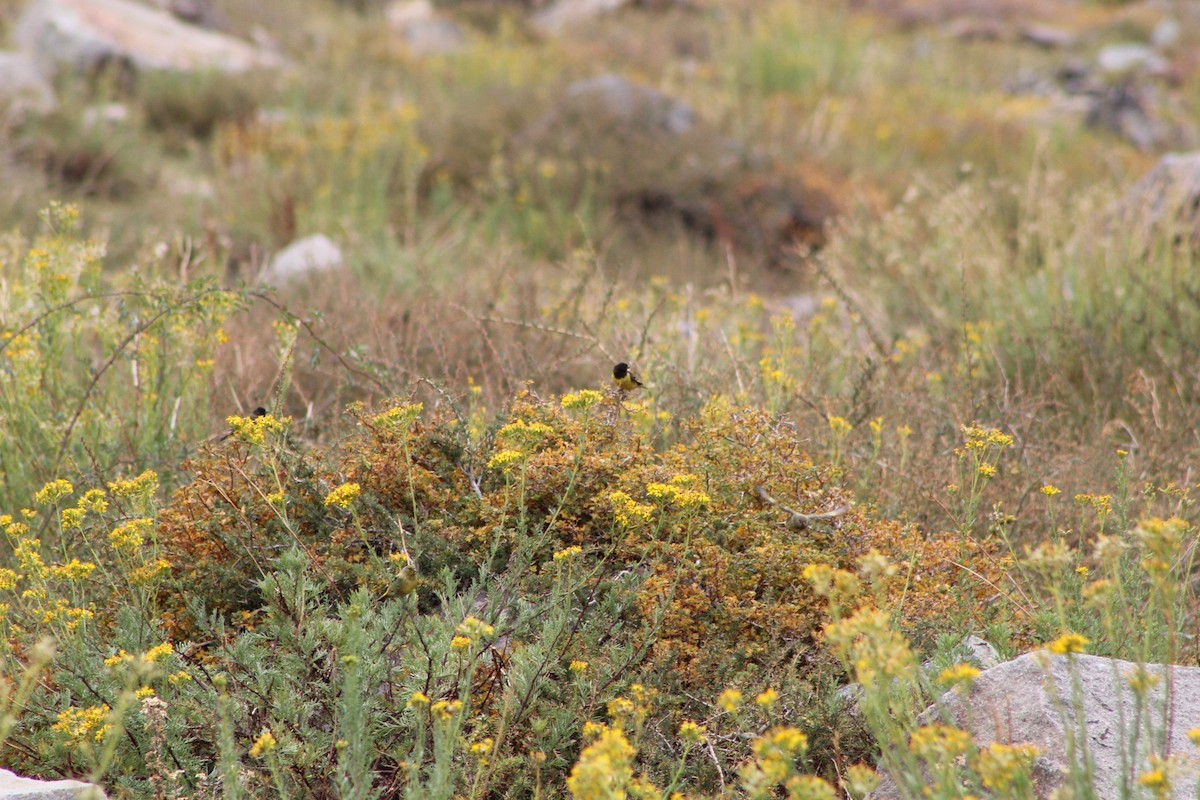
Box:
[13,0,285,79]
[386,0,465,56]
[0,51,57,116]
[1109,151,1200,249]
[532,0,631,35]
[156,0,222,29]
[1019,25,1077,50]
[959,634,1001,669]
[563,74,695,136]
[1152,18,1181,52]
[871,652,1200,799]
[261,234,345,286]
[0,768,105,799]
[1097,43,1168,77]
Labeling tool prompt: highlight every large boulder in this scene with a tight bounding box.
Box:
[260,234,345,287]
[0,51,58,117]
[1109,152,1200,250]
[0,768,104,798]
[13,0,285,79]
[871,651,1200,799]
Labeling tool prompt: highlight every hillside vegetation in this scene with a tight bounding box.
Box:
[2,0,1200,797]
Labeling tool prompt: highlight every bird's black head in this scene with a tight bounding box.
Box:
[613,362,629,379]
[251,406,267,418]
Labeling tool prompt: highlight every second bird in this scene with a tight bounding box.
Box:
[612,362,643,392]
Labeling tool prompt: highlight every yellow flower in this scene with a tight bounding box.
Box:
[488,448,526,471]
[49,559,96,582]
[909,724,971,761]
[569,660,589,675]
[678,721,706,745]
[324,483,361,510]
[59,507,86,530]
[561,390,603,412]
[53,705,111,745]
[1047,633,1088,655]
[756,688,779,709]
[0,569,19,591]
[135,687,156,699]
[144,642,174,664]
[828,416,852,436]
[842,764,880,799]
[567,726,635,800]
[430,699,462,722]
[456,616,495,643]
[469,737,494,758]
[450,636,473,652]
[35,479,74,506]
[973,743,1038,790]
[109,518,153,551]
[784,775,836,800]
[168,671,192,685]
[108,470,159,501]
[407,691,430,710]
[1188,728,1200,746]
[554,546,583,562]
[938,663,981,688]
[250,730,277,758]
[1040,485,1061,497]
[372,402,423,433]
[717,689,743,712]
[977,464,996,478]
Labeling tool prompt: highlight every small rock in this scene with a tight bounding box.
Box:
[1151,18,1180,52]
[156,0,222,29]
[959,634,1001,669]
[870,652,1200,799]
[14,0,285,80]
[1019,25,1077,50]
[563,74,695,136]
[0,51,58,116]
[0,768,105,799]
[532,0,631,35]
[386,0,465,56]
[261,234,345,287]
[1085,82,1168,152]
[1096,43,1168,77]
[81,102,129,128]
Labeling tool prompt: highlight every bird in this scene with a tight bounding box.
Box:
[216,406,268,442]
[612,362,643,392]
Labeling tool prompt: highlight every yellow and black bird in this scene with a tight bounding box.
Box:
[612,362,643,392]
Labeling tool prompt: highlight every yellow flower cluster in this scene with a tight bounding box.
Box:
[567,726,635,800]
[41,600,94,630]
[456,616,495,643]
[250,729,277,758]
[972,743,1038,791]
[372,402,423,433]
[554,546,582,562]
[717,689,743,712]
[109,518,153,551]
[824,607,916,686]
[561,390,603,412]
[128,559,172,586]
[488,448,526,472]
[908,724,972,761]
[1047,632,1088,655]
[34,479,74,506]
[608,491,653,527]
[496,419,555,450]
[52,704,111,745]
[645,482,711,509]
[678,721,706,745]
[225,411,286,445]
[937,662,981,689]
[108,469,159,501]
[48,559,96,582]
[431,699,463,722]
[324,482,361,509]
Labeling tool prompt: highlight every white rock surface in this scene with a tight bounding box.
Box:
[261,234,345,286]
[0,51,57,116]
[14,0,285,78]
[0,768,104,799]
[1097,43,1167,77]
[1110,151,1200,248]
[871,652,1200,799]
[532,0,631,35]
[386,0,465,56]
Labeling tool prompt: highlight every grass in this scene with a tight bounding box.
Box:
[2,0,1200,796]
